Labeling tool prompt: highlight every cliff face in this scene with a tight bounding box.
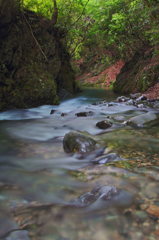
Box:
[0,5,76,111]
[113,46,159,94]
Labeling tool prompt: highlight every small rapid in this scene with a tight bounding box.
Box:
[0,88,159,240]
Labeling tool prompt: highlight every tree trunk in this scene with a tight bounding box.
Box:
[52,0,58,25]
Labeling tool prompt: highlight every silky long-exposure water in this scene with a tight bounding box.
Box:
[0,89,159,240]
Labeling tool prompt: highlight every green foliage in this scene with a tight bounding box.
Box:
[22,0,159,60]
[23,0,53,18]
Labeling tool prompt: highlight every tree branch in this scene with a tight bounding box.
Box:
[71,0,90,27]
[22,11,48,62]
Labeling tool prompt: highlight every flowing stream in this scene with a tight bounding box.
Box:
[0,88,159,240]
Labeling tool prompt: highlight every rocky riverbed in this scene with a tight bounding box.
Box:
[0,88,159,240]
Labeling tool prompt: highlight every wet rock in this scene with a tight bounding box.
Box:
[0,210,18,239]
[72,185,134,209]
[92,153,123,164]
[107,103,114,107]
[136,104,145,108]
[75,111,94,117]
[126,99,134,105]
[50,109,56,115]
[125,112,157,127]
[76,192,96,206]
[61,113,67,117]
[63,131,97,154]
[6,230,30,240]
[130,93,141,99]
[92,185,118,200]
[93,187,134,209]
[136,95,147,101]
[77,147,106,160]
[117,96,130,102]
[92,100,107,106]
[96,120,112,129]
[72,185,118,207]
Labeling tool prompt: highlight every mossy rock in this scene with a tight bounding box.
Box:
[136,64,159,91]
[63,131,97,154]
[114,47,159,94]
[0,9,76,111]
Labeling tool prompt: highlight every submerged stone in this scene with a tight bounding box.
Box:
[77,147,106,160]
[6,230,30,240]
[63,131,97,154]
[96,120,112,129]
[50,109,56,115]
[72,185,134,209]
[61,112,67,117]
[92,153,123,164]
[0,217,17,239]
[92,185,118,200]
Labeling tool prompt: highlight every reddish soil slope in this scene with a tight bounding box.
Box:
[76,60,124,88]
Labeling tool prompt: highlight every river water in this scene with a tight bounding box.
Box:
[0,88,159,240]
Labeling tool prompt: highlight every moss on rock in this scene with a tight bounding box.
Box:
[0,9,76,111]
[114,47,159,94]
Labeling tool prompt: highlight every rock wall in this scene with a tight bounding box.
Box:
[113,47,159,94]
[0,7,76,111]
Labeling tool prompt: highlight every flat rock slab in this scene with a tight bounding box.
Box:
[126,112,157,127]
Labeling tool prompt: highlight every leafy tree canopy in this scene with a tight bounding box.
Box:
[22,0,159,60]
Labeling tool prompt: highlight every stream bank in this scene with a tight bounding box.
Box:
[114,46,159,95]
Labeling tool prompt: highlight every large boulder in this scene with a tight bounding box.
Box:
[63,131,97,154]
[0,9,76,111]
